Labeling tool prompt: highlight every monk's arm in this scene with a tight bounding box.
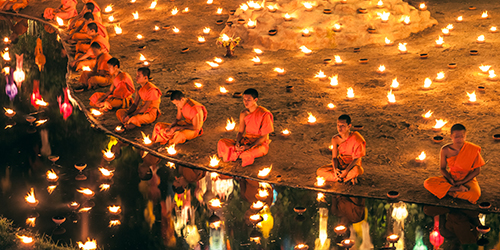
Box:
[455,167,480,186]
[439,147,455,185]
[97,69,109,76]
[343,158,361,173]
[130,101,151,116]
[174,110,203,131]
[168,107,182,128]
[331,137,339,169]
[70,22,85,35]
[245,134,268,149]
[125,94,140,115]
[235,112,247,146]
[96,84,115,103]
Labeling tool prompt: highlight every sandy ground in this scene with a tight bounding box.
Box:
[13,0,500,212]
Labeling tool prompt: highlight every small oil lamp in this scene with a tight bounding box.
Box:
[435,36,444,47]
[481,11,488,19]
[281,129,291,137]
[334,224,347,235]
[327,103,335,109]
[99,168,114,178]
[415,151,426,163]
[132,11,139,20]
[47,185,57,194]
[182,7,189,13]
[423,78,432,89]
[294,244,309,250]
[194,82,203,90]
[114,24,122,35]
[25,188,39,207]
[467,91,477,103]
[385,37,393,46]
[315,176,325,187]
[346,87,355,99]
[317,192,326,202]
[387,234,400,245]
[79,207,92,213]
[332,23,342,32]
[209,155,220,168]
[90,108,102,117]
[253,48,263,55]
[441,28,450,36]
[300,45,312,55]
[267,5,277,12]
[17,235,34,245]
[377,0,384,8]
[77,188,95,198]
[341,239,355,249]
[225,118,236,131]
[4,108,15,118]
[104,4,113,13]
[26,217,36,227]
[77,239,97,250]
[108,15,115,22]
[488,70,497,80]
[391,78,399,88]
[284,13,292,21]
[197,36,206,43]
[219,86,228,94]
[433,119,448,131]
[377,65,386,74]
[329,75,339,87]
[422,110,433,119]
[148,0,157,9]
[141,131,152,146]
[214,57,223,64]
[115,126,124,133]
[206,61,219,69]
[307,112,317,124]
[203,27,211,34]
[55,16,65,27]
[303,2,314,11]
[477,35,485,43]
[247,19,257,29]
[172,26,180,34]
[226,77,234,83]
[419,2,426,11]
[251,56,261,65]
[46,169,59,182]
[207,0,213,4]
[240,3,249,11]
[166,144,177,155]
[302,28,311,37]
[209,198,222,210]
[490,26,497,33]
[274,67,285,76]
[216,8,223,14]
[251,201,265,210]
[398,43,407,53]
[136,34,143,40]
[108,205,121,214]
[402,15,411,25]
[69,201,80,210]
[334,55,343,65]
[249,214,263,224]
[3,37,9,44]
[378,12,390,22]
[387,89,396,104]
[435,71,445,81]
[446,24,454,30]
[314,70,327,80]
[456,16,463,22]
[256,188,269,200]
[109,220,121,227]
[169,7,178,15]
[258,166,272,178]
[99,184,110,191]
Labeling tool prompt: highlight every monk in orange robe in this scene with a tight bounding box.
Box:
[424,124,485,204]
[116,67,161,129]
[0,0,28,12]
[317,114,366,185]
[152,90,207,146]
[71,22,109,70]
[43,0,78,20]
[69,13,107,42]
[217,88,273,167]
[89,58,134,111]
[68,2,101,30]
[76,42,112,90]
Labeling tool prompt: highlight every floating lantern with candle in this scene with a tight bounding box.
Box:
[377,65,386,74]
[467,91,477,103]
[385,37,393,46]
[274,67,285,76]
[456,16,463,22]
[141,131,152,145]
[258,166,272,178]
[415,151,426,163]
[114,24,122,35]
[314,70,327,80]
[203,27,211,34]
[209,155,220,168]
[391,78,399,89]
[435,36,444,47]
[251,56,261,65]
[132,11,139,20]
[46,169,59,182]
[477,35,485,43]
[25,188,39,207]
[77,188,95,198]
[419,2,426,11]
[346,87,355,99]
[206,61,219,69]
[433,119,447,131]
[281,129,291,137]
[307,112,317,124]
[334,55,343,65]
[300,45,312,55]
[481,11,488,19]
[435,71,445,81]
[327,103,335,109]
[387,89,396,104]
[77,239,97,250]
[398,43,407,53]
[329,75,339,87]
[284,13,292,21]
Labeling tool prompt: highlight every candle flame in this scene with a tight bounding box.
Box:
[136,34,143,40]
[251,56,261,63]
[347,87,355,98]
[274,67,285,74]
[422,110,433,118]
[79,207,92,213]
[436,71,445,80]
[26,217,36,227]
[77,188,94,196]
[424,78,432,88]
[104,4,113,13]
[403,15,410,24]
[4,107,14,114]
[2,51,10,61]
[109,220,121,227]
[377,11,390,21]
[209,198,222,208]
[467,91,477,102]
[267,4,278,11]
[214,57,223,63]
[446,24,454,30]
[315,176,325,186]
[114,24,122,35]
[99,184,110,191]
[258,188,269,197]
[35,98,48,107]
[207,0,213,4]
[90,108,102,116]
[385,37,392,45]
[108,205,121,213]
[391,77,399,88]
[284,13,292,20]
[194,82,203,88]
[477,35,485,42]
[333,23,341,31]
[491,26,497,32]
[47,185,57,194]
[225,117,235,131]
[302,28,310,35]
[327,103,335,109]
[17,235,34,244]
[329,75,339,87]
[387,89,396,103]
[198,36,206,43]
[203,27,211,34]
[416,151,426,161]
[172,26,180,33]
[35,119,48,126]
[166,144,177,155]
[115,125,123,132]
[398,43,407,52]
[219,86,228,94]
[132,11,139,19]
[314,70,326,79]
[240,3,249,11]
[46,169,58,181]
[433,119,448,129]
[435,36,444,46]
[378,65,386,72]
[216,8,223,14]
[55,17,64,26]
[307,112,317,123]
[441,28,449,35]
[171,7,178,15]
[300,45,311,54]
[282,129,290,135]
[182,7,189,13]
[419,3,426,9]
[25,188,38,204]
[258,165,272,177]
[77,238,97,250]
[250,214,261,221]
[481,11,488,18]
[206,61,219,68]
[209,155,220,167]
[457,16,463,21]
[251,201,264,209]
[141,131,152,145]
[489,69,496,79]
[149,0,157,9]
[334,55,342,64]
[377,0,383,7]
[99,167,114,176]
[108,15,114,22]
[317,192,326,202]
[302,1,315,9]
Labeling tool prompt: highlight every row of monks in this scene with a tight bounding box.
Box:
[47,0,485,205]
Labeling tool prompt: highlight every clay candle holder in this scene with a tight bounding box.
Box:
[479,202,491,209]
[323,9,331,14]
[478,86,485,92]
[359,58,368,64]
[420,53,428,59]
[323,58,332,64]
[470,50,478,55]
[477,225,491,234]
[448,63,457,69]
[269,29,277,36]
[286,86,294,92]
[493,134,500,141]
[387,191,399,199]
[334,225,347,235]
[432,135,444,143]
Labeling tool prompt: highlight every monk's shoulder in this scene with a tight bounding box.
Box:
[240,109,250,117]
[465,141,481,151]
[441,143,453,153]
[332,134,341,143]
[351,131,366,142]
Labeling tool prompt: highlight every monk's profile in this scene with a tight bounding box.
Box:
[316,114,365,185]
[217,88,274,167]
[424,124,485,204]
[152,90,207,146]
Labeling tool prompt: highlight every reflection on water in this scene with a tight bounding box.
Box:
[1,15,500,250]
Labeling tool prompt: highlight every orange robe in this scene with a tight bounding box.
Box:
[75,34,110,70]
[71,21,108,41]
[44,0,78,20]
[116,82,161,127]
[152,98,207,145]
[217,106,273,167]
[78,52,112,89]
[424,142,485,204]
[317,132,366,182]
[89,71,135,110]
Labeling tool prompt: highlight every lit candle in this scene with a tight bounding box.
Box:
[257,188,269,199]
[433,119,448,131]
[467,91,477,103]
[387,89,396,104]
[346,87,355,99]
[253,48,263,55]
[247,19,257,29]
[219,86,228,94]
[398,43,407,53]
[456,16,463,22]
[477,35,485,43]
[206,0,213,4]
[307,112,317,124]
[214,57,223,64]
[435,36,444,47]
[441,28,450,36]
[3,37,9,44]
[17,235,34,245]
[300,45,312,55]
[251,56,261,65]
[317,192,325,202]
[479,65,491,73]
[77,188,95,198]
[109,220,121,227]
[139,53,146,61]
[419,2,426,11]
[391,77,399,88]
[274,67,286,75]
[314,70,327,80]
[4,108,15,118]
[104,4,113,13]
[332,23,342,32]
[171,7,178,15]
[284,13,292,21]
[240,3,249,11]
[258,166,272,178]
[216,7,223,14]
[209,155,220,167]
[327,103,335,109]
[225,118,235,131]
[150,0,157,9]
[46,169,59,182]
[385,37,393,46]
[141,131,152,145]
[206,61,219,69]
[481,11,488,19]
[114,24,122,35]
[315,176,325,187]
[329,74,339,87]
[132,11,139,20]
[422,110,433,119]
[1,51,10,61]
[203,27,211,34]
[334,55,343,65]
[249,214,262,223]
[100,184,110,191]
[377,65,386,74]
[267,5,277,12]
[423,78,432,88]
[377,0,383,8]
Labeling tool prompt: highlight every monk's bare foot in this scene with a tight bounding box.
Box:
[350,178,358,185]
[456,185,469,192]
[125,124,136,130]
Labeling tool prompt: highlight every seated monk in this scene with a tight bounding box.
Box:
[152,90,207,146]
[68,13,107,42]
[317,114,365,185]
[76,42,112,90]
[116,67,161,130]
[71,22,109,70]
[0,0,28,12]
[43,0,78,20]
[424,124,485,204]
[89,58,135,111]
[217,88,274,167]
[68,1,101,31]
